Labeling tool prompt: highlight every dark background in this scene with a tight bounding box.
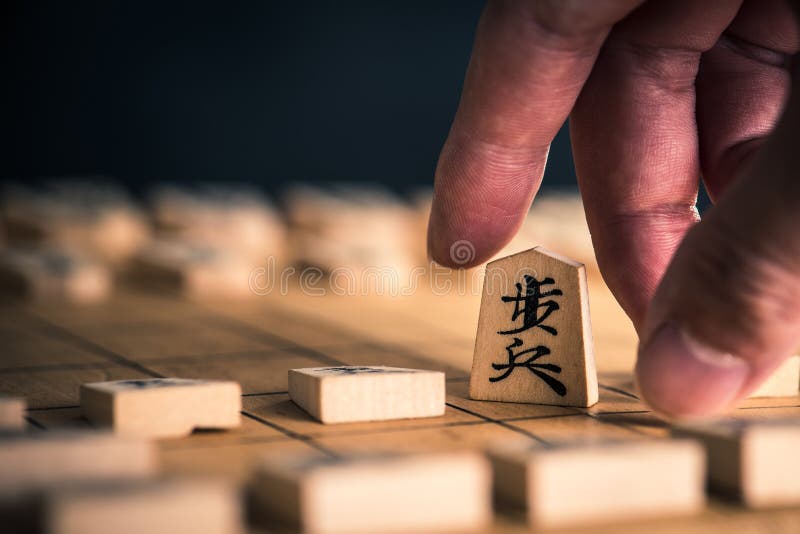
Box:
[1,1,577,194]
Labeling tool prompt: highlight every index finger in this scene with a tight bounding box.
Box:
[428,0,643,268]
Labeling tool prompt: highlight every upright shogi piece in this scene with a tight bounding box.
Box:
[250,451,491,533]
[470,246,598,407]
[673,418,800,507]
[81,378,241,439]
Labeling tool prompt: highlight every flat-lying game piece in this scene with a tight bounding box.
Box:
[127,239,256,299]
[81,378,241,438]
[283,185,418,281]
[748,355,800,398]
[2,479,243,534]
[288,366,444,424]
[470,246,598,407]
[672,418,800,507]
[151,185,286,263]
[0,247,111,303]
[0,396,25,430]
[0,431,155,492]
[1,181,150,265]
[489,438,704,528]
[250,451,491,533]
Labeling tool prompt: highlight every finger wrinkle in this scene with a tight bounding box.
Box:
[601,44,701,93]
[718,32,792,68]
[590,203,699,241]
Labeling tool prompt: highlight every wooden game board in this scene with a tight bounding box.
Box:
[2,267,799,533]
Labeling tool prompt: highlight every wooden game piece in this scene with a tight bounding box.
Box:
[2,181,150,265]
[250,451,491,533]
[2,479,243,534]
[489,438,705,528]
[748,355,800,398]
[81,378,241,438]
[672,418,800,507]
[283,185,418,282]
[0,431,155,492]
[128,240,254,299]
[151,185,286,263]
[470,246,598,407]
[0,396,25,430]
[0,247,111,303]
[288,366,445,424]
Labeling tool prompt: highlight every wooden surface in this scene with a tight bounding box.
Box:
[2,263,800,532]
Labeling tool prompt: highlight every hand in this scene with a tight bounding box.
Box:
[427,0,800,417]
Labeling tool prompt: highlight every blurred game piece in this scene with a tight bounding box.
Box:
[151,185,286,263]
[748,355,800,398]
[284,185,418,283]
[0,431,155,492]
[0,247,111,303]
[127,240,254,299]
[2,180,150,265]
[470,247,598,407]
[3,479,243,534]
[0,397,25,430]
[489,438,704,528]
[250,451,491,533]
[289,366,444,424]
[673,418,800,508]
[81,378,241,439]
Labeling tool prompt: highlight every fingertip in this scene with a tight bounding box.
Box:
[635,321,750,419]
[427,153,536,269]
[425,211,509,269]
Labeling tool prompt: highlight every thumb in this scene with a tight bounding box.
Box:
[635,67,800,418]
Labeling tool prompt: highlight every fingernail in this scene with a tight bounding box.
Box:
[635,321,750,419]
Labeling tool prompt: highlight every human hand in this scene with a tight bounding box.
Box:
[427,0,800,417]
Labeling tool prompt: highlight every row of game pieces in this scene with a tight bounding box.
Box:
[3,367,800,533]
[0,180,596,302]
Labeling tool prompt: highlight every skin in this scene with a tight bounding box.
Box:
[428,0,800,418]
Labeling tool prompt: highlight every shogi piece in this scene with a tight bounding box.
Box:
[0,248,111,303]
[128,240,255,299]
[489,438,704,528]
[470,246,598,407]
[1,181,150,265]
[151,185,287,263]
[81,378,241,438]
[748,355,800,398]
[3,479,243,534]
[250,451,491,533]
[672,418,800,507]
[0,431,155,492]
[0,396,25,430]
[288,366,444,424]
